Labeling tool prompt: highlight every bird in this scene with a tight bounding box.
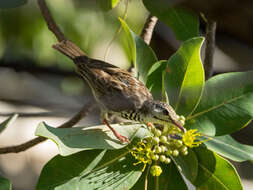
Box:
[53,40,185,143]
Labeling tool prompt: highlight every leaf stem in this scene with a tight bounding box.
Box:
[144,165,151,190]
[155,175,159,190]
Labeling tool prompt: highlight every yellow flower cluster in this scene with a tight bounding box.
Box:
[182,129,203,148]
[130,141,152,172]
[130,118,206,177]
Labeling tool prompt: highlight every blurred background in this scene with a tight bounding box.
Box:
[0,0,253,189]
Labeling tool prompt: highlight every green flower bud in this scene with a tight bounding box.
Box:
[182,150,188,156]
[160,145,167,153]
[175,140,183,148]
[165,157,171,164]
[172,150,179,157]
[150,165,162,176]
[154,129,162,137]
[154,146,162,154]
[152,137,160,144]
[159,155,166,162]
[151,154,159,161]
[165,150,172,156]
[180,146,188,152]
[160,135,167,143]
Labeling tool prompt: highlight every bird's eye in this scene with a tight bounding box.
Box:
[163,109,169,115]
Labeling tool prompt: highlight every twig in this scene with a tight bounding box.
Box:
[141,14,158,45]
[128,14,157,73]
[0,0,96,155]
[0,101,94,154]
[37,0,66,42]
[204,19,217,79]
[0,60,77,77]
[0,111,60,118]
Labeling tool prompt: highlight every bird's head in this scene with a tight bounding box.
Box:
[141,100,185,133]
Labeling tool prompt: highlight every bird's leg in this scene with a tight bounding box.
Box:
[146,122,155,130]
[101,112,130,143]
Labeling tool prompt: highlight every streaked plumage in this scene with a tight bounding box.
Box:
[53,40,185,143]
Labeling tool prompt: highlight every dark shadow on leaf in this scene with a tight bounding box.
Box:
[79,149,142,189]
[193,147,216,187]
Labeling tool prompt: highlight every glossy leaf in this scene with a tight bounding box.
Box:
[0,114,18,135]
[36,149,142,190]
[119,18,158,83]
[132,162,187,190]
[146,60,168,100]
[187,71,253,136]
[204,135,253,162]
[165,37,205,116]
[143,0,199,41]
[134,34,158,83]
[119,18,136,67]
[0,176,11,190]
[35,122,150,156]
[193,147,243,190]
[98,0,120,11]
[172,149,198,183]
[164,162,188,190]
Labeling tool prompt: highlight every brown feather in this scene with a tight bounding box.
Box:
[53,40,153,112]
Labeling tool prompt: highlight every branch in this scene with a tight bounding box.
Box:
[0,111,59,118]
[37,0,66,42]
[141,14,158,45]
[128,14,157,73]
[204,19,217,79]
[0,60,77,77]
[0,0,97,154]
[0,101,94,154]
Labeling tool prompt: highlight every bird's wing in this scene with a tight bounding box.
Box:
[77,58,152,112]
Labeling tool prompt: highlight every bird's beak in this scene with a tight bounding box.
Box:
[172,120,186,133]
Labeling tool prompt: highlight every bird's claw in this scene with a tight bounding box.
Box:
[117,135,130,144]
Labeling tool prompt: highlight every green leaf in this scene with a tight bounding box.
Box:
[0,114,18,135]
[165,37,205,116]
[35,122,150,156]
[163,162,188,190]
[187,71,253,136]
[0,176,11,190]
[119,18,158,83]
[204,135,253,162]
[142,0,199,41]
[134,34,158,83]
[132,162,188,190]
[0,0,27,9]
[193,147,243,190]
[36,149,142,190]
[172,149,198,183]
[98,0,120,11]
[119,18,136,67]
[146,60,168,100]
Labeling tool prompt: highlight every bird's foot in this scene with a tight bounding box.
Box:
[114,133,130,143]
[146,122,155,129]
[102,118,130,144]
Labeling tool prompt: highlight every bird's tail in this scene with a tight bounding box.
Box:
[52,40,86,60]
